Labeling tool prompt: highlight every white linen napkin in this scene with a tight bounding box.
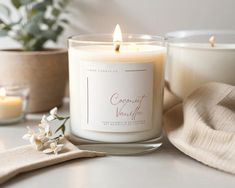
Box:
[0,139,105,185]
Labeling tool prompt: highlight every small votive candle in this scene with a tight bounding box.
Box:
[0,85,29,124]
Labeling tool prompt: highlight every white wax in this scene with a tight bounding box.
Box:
[167,43,235,99]
[0,96,23,120]
[69,45,166,142]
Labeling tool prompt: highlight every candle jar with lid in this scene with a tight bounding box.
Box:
[0,85,29,124]
[68,25,166,154]
[166,30,235,99]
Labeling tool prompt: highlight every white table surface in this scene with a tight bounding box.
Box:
[0,99,234,188]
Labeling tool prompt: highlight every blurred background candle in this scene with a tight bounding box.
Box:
[69,25,166,143]
[0,88,23,119]
[0,85,29,124]
[166,30,235,99]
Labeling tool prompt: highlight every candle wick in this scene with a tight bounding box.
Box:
[209,36,215,47]
[115,43,121,52]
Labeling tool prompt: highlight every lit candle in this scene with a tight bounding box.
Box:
[68,25,166,143]
[0,87,23,121]
[113,24,122,52]
[167,30,235,99]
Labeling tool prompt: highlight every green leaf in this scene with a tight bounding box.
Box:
[55,126,60,133]
[11,0,21,9]
[26,38,38,48]
[12,0,32,8]
[16,29,31,42]
[31,12,44,23]
[55,124,65,134]
[0,4,11,17]
[27,8,37,18]
[43,18,55,27]
[58,0,69,8]
[61,125,65,134]
[32,2,47,12]
[58,1,66,8]
[45,0,53,5]
[42,30,57,41]
[0,23,11,31]
[0,18,6,25]
[0,30,8,36]
[60,19,69,24]
[24,22,40,35]
[45,26,64,42]
[55,25,63,35]
[22,36,46,51]
[10,0,70,51]
[52,8,60,17]
[33,38,46,51]
[62,0,69,6]
[20,0,32,5]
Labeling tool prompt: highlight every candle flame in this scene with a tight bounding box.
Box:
[0,87,6,98]
[113,24,123,52]
[113,24,123,42]
[209,36,215,47]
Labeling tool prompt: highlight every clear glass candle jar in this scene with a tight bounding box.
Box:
[68,34,166,154]
[166,30,235,99]
[0,85,29,124]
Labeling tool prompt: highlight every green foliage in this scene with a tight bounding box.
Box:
[0,0,70,51]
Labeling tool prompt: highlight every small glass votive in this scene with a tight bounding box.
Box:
[0,85,29,125]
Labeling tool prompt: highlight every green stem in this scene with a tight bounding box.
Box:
[54,116,70,135]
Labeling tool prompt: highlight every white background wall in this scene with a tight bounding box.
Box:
[0,0,235,48]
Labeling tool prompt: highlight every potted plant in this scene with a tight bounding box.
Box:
[0,0,69,113]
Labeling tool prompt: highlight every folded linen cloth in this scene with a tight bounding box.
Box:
[164,82,235,174]
[0,139,105,185]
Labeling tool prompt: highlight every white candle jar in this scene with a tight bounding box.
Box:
[68,34,166,154]
[166,30,235,99]
[0,85,29,125]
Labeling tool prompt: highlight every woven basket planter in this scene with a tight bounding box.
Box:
[0,49,68,113]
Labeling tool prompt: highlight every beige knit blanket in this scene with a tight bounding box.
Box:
[164,82,235,174]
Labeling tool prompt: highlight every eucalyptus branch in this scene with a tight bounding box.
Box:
[0,0,70,51]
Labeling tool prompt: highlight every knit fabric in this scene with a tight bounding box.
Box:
[164,83,235,174]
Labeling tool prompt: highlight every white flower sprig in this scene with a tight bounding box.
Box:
[23,107,70,155]
[43,142,64,155]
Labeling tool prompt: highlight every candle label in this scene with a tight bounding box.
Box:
[80,61,153,132]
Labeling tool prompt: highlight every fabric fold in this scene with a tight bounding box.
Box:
[164,82,235,174]
[0,139,105,185]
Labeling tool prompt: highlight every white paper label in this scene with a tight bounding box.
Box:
[79,61,154,133]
